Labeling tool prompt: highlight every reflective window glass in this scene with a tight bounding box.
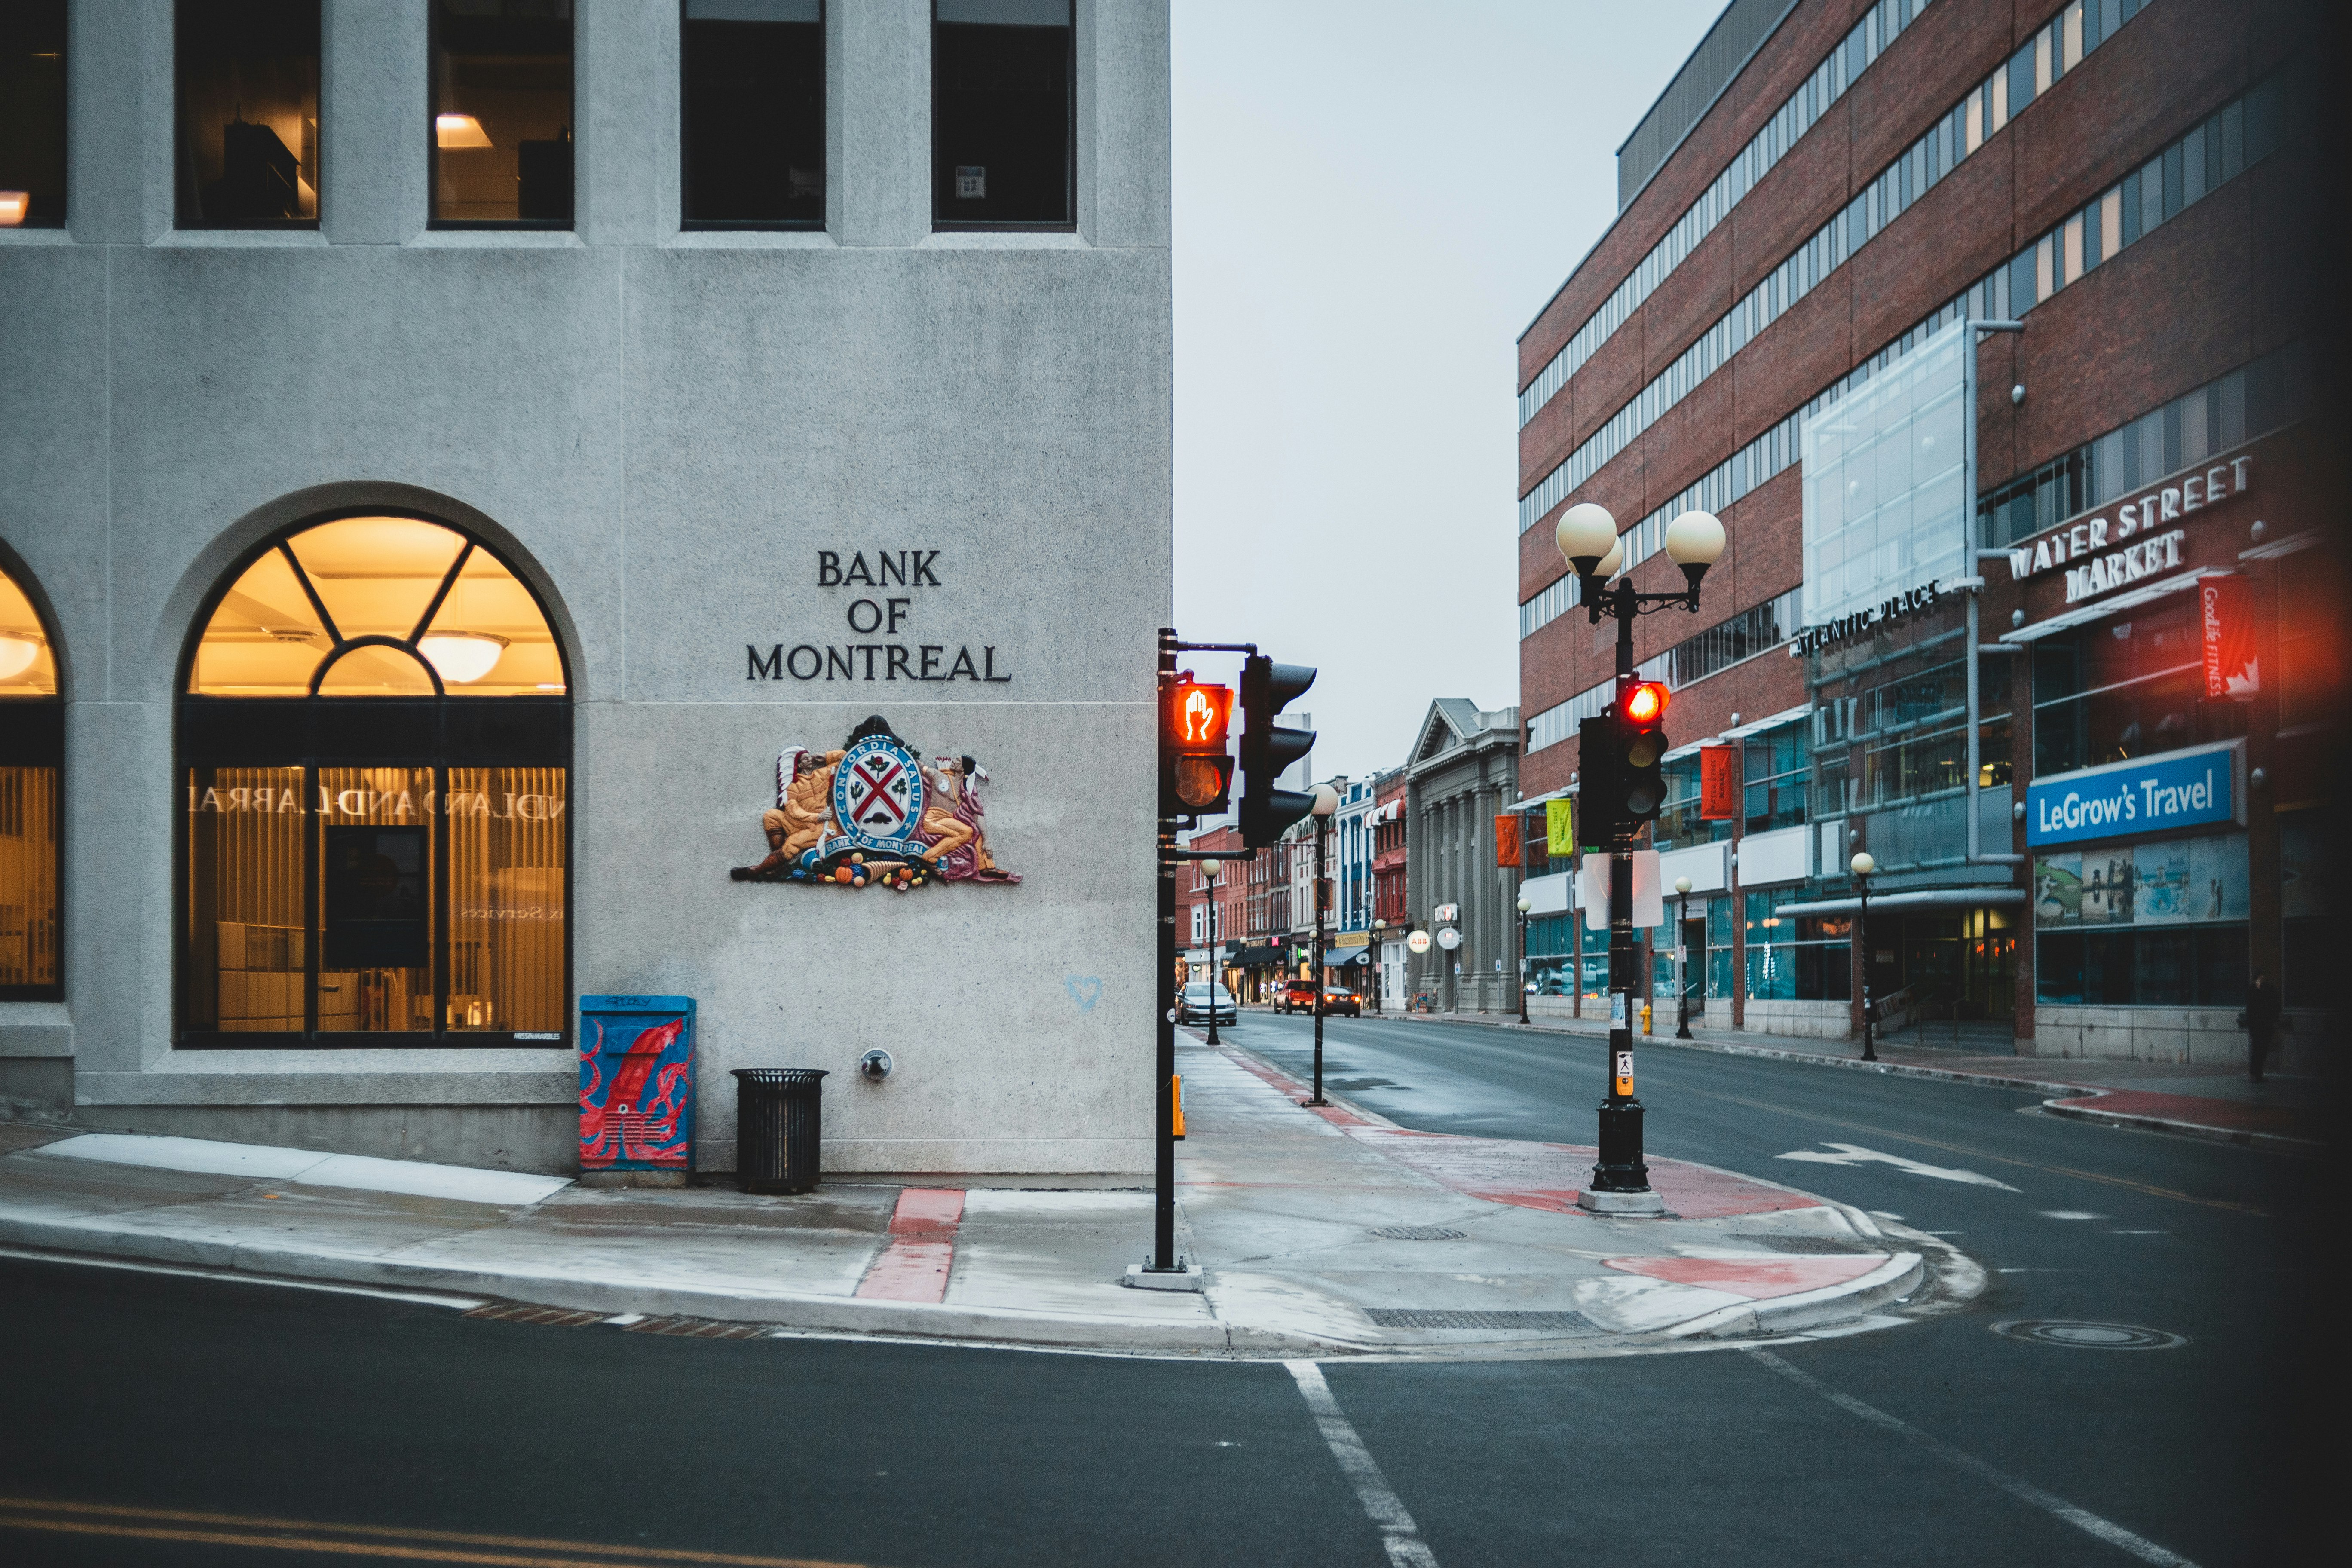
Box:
[0,557,60,999]
[934,0,1072,228]
[682,0,823,227]
[176,0,320,227]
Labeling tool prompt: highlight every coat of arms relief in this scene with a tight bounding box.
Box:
[730,715,1020,888]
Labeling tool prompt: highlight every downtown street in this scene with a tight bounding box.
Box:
[1,1011,2324,1568]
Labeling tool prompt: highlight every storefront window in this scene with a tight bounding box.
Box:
[179,515,569,1046]
[2033,597,2246,776]
[1743,891,1850,1001]
[0,560,61,999]
[2033,830,2246,1007]
[0,1,69,226]
[1745,723,1809,833]
[176,0,321,228]
[2278,811,2324,1012]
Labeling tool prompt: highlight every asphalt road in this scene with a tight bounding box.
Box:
[0,1011,2326,1568]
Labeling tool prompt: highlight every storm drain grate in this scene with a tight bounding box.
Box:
[1365,1308,1599,1333]
[625,1316,768,1341]
[464,1304,605,1328]
[1368,1226,1467,1241]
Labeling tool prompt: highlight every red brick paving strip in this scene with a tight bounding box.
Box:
[853,1188,965,1303]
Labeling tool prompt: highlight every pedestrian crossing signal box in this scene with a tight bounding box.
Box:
[579,995,697,1174]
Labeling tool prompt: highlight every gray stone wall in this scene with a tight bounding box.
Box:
[0,0,1172,1174]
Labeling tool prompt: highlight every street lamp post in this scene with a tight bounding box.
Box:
[1516,894,1533,1025]
[1306,784,1339,1107]
[1200,858,1222,1045]
[1370,918,1387,1012]
[1557,502,1726,1207]
[1852,852,1877,1062]
[1674,875,1694,1039]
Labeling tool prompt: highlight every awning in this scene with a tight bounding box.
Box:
[1228,945,1281,967]
[2000,570,2196,643]
[1770,888,2026,917]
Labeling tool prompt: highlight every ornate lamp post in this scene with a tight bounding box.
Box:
[1306,784,1339,1107]
[1556,502,1726,1211]
[1852,852,1878,1062]
[1200,858,1222,1045]
[1673,875,1694,1039]
[1516,894,1533,1024]
[1369,917,1388,1012]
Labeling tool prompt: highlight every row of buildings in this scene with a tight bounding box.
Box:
[1510,0,2333,1067]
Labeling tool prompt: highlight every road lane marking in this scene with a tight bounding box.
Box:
[2040,1210,2104,1220]
[1681,1087,2266,1215]
[1284,1361,1441,1568]
[0,1246,488,1309]
[1743,1353,2201,1566]
[1776,1143,2020,1190]
[0,1497,872,1567]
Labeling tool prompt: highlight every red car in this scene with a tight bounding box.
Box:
[1275,980,1318,1014]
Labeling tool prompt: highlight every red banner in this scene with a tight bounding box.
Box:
[2199,574,2258,701]
[1494,814,1522,868]
[1700,746,1738,820]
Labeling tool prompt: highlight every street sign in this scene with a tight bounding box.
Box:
[1436,928,1461,950]
[1433,903,1459,922]
[1406,929,1431,954]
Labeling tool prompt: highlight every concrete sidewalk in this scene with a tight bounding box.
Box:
[0,1039,1958,1360]
[1378,1007,2328,1153]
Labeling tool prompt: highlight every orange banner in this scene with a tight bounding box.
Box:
[1700,746,1738,820]
[1494,814,1522,868]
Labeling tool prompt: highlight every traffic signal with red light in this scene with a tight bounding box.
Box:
[1161,676,1235,815]
[1239,654,1317,847]
[1618,680,1671,825]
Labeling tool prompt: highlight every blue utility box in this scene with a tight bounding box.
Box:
[578,995,696,1173]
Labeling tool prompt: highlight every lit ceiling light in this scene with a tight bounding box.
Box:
[417,631,508,684]
[0,191,28,227]
[435,114,492,149]
[0,634,41,681]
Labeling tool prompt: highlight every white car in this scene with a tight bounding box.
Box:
[1178,983,1238,1026]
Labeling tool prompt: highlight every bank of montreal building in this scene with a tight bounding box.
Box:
[0,2,1173,1173]
[1515,0,2333,1067]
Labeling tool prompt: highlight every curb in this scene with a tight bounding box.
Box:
[1665,1250,1923,1339]
[1381,1009,2321,1154]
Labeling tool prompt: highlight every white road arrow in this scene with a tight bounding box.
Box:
[1776,1142,2020,1191]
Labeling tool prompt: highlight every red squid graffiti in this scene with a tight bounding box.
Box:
[578,1017,691,1167]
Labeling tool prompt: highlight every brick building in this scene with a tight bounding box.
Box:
[1514,0,2328,1063]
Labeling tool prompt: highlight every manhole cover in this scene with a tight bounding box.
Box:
[1994,1320,2186,1350]
[1365,1309,1597,1332]
[1369,1225,1467,1241]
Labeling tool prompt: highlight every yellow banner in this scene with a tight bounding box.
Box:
[1545,798,1574,857]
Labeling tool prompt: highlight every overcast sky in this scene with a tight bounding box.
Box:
[1171,0,1721,784]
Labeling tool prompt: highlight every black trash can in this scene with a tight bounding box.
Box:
[732,1068,828,1194]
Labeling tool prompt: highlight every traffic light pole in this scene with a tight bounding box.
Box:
[1592,596,1653,1198]
[1154,629,1180,1272]
[1308,813,1329,1107]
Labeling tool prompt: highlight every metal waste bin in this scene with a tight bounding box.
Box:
[732,1068,827,1194]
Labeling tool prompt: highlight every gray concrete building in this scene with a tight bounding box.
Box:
[0,0,1172,1175]
[1402,699,1520,1015]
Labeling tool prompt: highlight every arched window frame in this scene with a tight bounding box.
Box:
[0,546,65,1003]
[175,509,573,1049]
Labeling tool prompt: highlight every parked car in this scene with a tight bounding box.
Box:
[1275,980,1318,1014]
[1178,983,1237,1027]
[1322,987,1361,1017]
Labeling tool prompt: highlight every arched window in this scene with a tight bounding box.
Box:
[179,514,570,1047]
[0,559,62,1001]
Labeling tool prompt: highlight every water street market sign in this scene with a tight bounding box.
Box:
[2025,741,2241,848]
[2002,456,2252,606]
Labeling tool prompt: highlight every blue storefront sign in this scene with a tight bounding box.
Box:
[2026,743,2240,848]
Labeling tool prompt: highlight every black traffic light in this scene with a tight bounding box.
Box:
[1618,680,1671,826]
[1577,714,1619,849]
[1239,654,1316,848]
[1161,675,1235,816]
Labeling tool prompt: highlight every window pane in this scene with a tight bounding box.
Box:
[0,570,58,694]
[0,766,59,989]
[186,766,309,1032]
[317,643,438,696]
[434,0,573,225]
[682,0,823,225]
[0,0,67,225]
[177,0,320,227]
[318,768,435,1032]
[286,516,467,642]
[934,0,1072,227]
[447,766,566,1032]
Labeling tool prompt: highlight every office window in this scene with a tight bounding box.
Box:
[176,1,319,227]
[180,515,571,1047]
[682,0,823,227]
[432,0,573,227]
[0,0,68,226]
[0,560,61,999]
[934,0,1071,228]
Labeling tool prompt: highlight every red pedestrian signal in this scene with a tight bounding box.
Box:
[1624,680,1669,725]
[1162,677,1235,814]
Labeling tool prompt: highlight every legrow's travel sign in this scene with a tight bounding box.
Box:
[747,550,1012,684]
[2024,741,2242,848]
[2003,456,2251,605]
